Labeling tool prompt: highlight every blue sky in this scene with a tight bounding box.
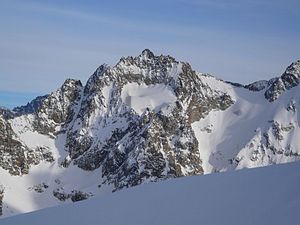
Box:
[1,0,300,108]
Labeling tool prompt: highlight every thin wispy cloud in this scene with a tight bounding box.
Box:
[0,0,299,108]
[7,0,205,38]
[176,0,300,11]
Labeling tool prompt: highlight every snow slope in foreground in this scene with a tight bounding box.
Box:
[1,161,300,225]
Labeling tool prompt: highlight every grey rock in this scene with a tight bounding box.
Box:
[63,50,233,190]
[265,60,300,102]
[53,188,92,202]
[13,95,49,116]
[245,80,268,91]
[28,183,49,193]
[0,186,4,216]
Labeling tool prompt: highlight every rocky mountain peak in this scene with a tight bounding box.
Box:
[63,50,235,192]
[285,60,300,73]
[117,49,177,69]
[12,95,49,116]
[30,78,83,135]
[140,48,155,59]
[94,64,110,77]
[1,51,300,218]
[137,49,177,65]
[61,78,82,90]
[245,80,269,91]
[0,107,14,120]
[58,78,83,105]
[84,64,110,94]
[281,60,300,87]
[12,79,82,117]
[265,59,300,102]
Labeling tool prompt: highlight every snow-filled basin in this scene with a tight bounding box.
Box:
[121,83,177,115]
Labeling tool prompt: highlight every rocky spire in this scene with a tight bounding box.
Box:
[265,60,300,102]
[140,49,155,59]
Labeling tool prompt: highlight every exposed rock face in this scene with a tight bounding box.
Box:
[28,183,49,193]
[1,50,300,182]
[0,50,234,190]
[244,61,300,101]
[32,79,83,135]
[63,50,233,190]
[245,80,268,91]
[0,50,300,218]
[53,188,92,202]
[0,81,81,176]
[0,107,15,120]
[231,119,300,170]
[0,186,4,216]
[13,95,49,116]
[265,60,300,101]
[0,115,53,175]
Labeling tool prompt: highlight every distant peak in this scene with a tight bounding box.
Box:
[140,49,155,59]
[264,59,300,102]
[95,64,110,76]
[284,60,300,76]
[84,64,110,94]
[12,94,49,116]
[62,79,82,88]
[245,80,268,92]
[292,59,300,65]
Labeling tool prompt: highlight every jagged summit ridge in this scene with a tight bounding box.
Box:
[9,50,300,113]
[140,48,155,59]
[63,49,234,189]
[0,50,300,217]
[115,49,181,84]
[284,60,300,77]
[263,60,300,101]
[264,60,300,101]
[242,59,300,102]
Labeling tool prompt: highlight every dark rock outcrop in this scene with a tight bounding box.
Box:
[63,50,233,190]
[265,60,300,101]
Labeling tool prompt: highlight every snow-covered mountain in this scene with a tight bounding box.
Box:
[0,49,300,217]
[1,161,300,225]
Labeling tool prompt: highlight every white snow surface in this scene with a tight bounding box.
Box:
[1,115,113,217]
[121,83,177,115]
[1,161,300,225]
[192,74,300,173]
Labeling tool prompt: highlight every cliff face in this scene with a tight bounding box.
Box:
[0,50,299,217]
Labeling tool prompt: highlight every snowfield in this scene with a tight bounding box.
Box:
[121,83,177,115]
[1,161,300,225]
[192,74,300,173]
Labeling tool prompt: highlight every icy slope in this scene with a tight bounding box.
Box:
[1,161,300,225]
[192,72,300,173]
[121,83,177,115]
